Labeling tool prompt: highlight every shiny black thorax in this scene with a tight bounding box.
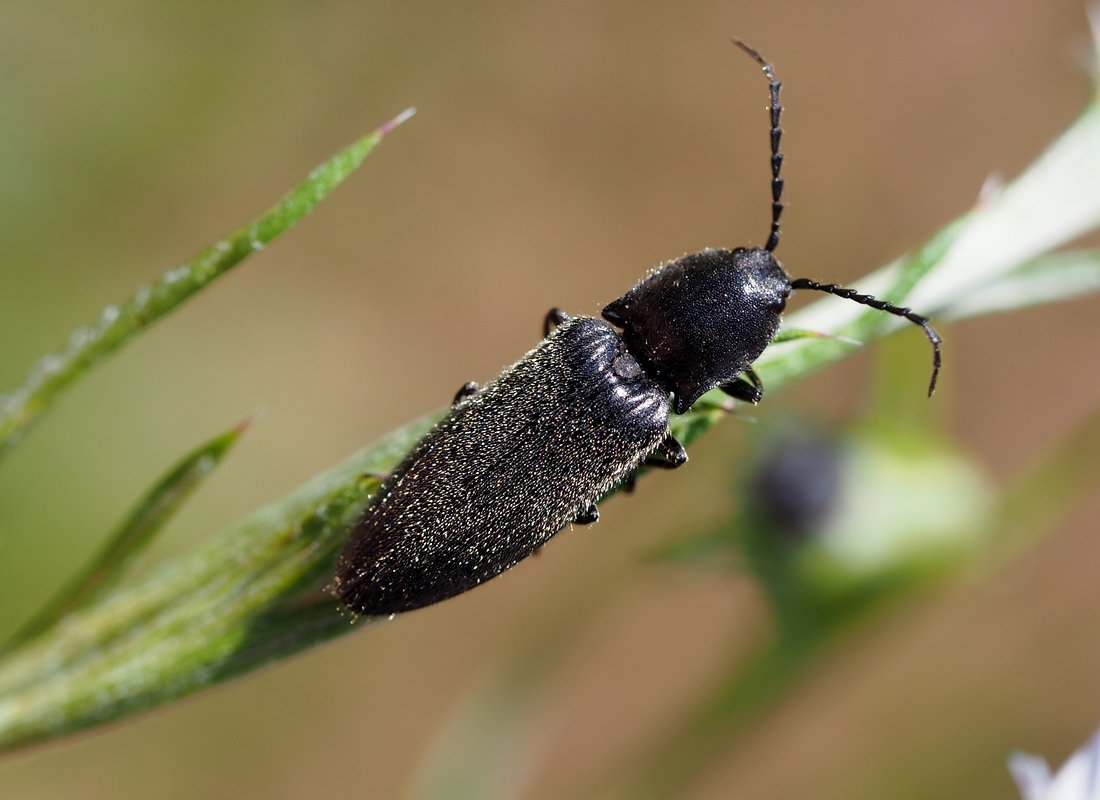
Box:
[604,247,792,414]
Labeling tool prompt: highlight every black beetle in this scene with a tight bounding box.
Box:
[334,41,942,616]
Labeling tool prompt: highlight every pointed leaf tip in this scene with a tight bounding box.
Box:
[236,408,266,434]
[379,107,417,138]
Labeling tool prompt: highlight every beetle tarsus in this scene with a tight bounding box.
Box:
[452,381,479,406]
[573,504,600,525]
[721,369,764,404]
[644,435,688,469]
[543,307,572,337]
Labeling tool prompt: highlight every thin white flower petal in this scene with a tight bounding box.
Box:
[1009,752,1053,800]
[1046,726,1100,800]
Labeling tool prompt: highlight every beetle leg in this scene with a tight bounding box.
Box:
[452,381,479,406]
[622,435,687,492]
[644,434,688,469]
[621,471,638,493]
[720,368,764,404]
[573,504,600,525]
[543,307,572,337]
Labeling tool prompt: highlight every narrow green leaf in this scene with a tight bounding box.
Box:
[0,108,416,458]
[772,327,863,346]
[4,415,254,651]
[0,412,429,749]
[0,472,383,750]
[941,249,1100,320]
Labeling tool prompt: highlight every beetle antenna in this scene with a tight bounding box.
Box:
[789,278,943,396]
[732,38,784,253]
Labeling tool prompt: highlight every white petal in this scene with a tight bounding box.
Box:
[1046,726,1100,800]
[1009,752,1053,800]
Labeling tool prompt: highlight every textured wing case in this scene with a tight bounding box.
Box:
[335,316,671,615]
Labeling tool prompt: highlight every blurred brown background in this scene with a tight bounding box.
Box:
[2,1,1099,798]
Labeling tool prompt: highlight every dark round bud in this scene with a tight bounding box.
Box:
[752,432,842,539]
